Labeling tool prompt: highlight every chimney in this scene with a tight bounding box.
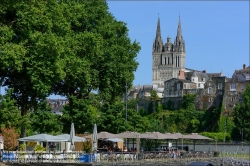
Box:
[243,64,246,69]
[179,69,185,79]
[202,70,206,73]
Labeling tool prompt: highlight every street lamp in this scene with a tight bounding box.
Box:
[125,82,128,122]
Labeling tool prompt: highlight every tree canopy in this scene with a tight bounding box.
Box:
[233,84,250,140]
[0,0,140,137]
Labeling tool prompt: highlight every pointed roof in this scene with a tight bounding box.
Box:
[176,15,182,40]
[174,15,185,52]
[156,17,162,38]
[153,16,163,52]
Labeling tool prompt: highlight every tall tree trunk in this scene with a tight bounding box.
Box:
[20,104,28,138]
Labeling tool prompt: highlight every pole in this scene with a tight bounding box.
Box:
[125,82,128,149]
[241,128,243,152]
[125,82,128,122]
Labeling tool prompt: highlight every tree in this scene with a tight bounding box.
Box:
[60,95,99,134]
[181,94,196,111]
[0,0,140,137]
[0,1,70,137]
[52,0,140,102]
[99,100,127,134]
[0,89,23,131]
[30,100,63,135]
[233,84,250,141]
[0,127,19,150]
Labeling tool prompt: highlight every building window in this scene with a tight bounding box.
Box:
[208,87,213,94]
[165,90,169,96]
[219,91,223,95]
[231,98,234,101]
[218,83,222,90]
[202,78,205,82]
[242,85,244,90]
[177,83,180,90]
[209,83,211,86]
[209,97,213,102]
[230,83,236,91]
[198,83,200,88]
[186,84,190,89]
[165,83,168,88]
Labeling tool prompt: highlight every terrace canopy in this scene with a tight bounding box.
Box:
[84,132,117,139]
[183,133,212,151]
[18,134,68,142]
[57,134,86,142]
[115,131,141,139]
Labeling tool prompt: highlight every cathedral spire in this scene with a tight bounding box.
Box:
[174,15,185,52]
[156,16,161,38]
[153,16,163,52]
[177,15,182,39]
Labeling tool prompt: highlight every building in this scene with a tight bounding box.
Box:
[223,64,250,113]
[152,16,186,85]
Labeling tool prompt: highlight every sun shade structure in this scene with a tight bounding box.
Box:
[93,123,98,153]
[115,131,142,139]
[141,132,179,140]
[69,123,75,151]
[97,132,117,139]
[106,138,124,142]
[18,134,68,142]
[57,134,86,142]
[183,133,212,151]
[183,133,212,140]
[84,132,117,139]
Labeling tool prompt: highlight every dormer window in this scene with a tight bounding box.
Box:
[202,78,205,81]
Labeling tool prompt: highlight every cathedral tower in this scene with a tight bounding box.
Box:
[152,16,186,85]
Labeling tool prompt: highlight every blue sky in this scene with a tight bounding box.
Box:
[107,1,250,86]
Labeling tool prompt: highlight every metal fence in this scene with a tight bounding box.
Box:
[1,151,250,166]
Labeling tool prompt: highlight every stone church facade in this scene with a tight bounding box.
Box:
[152,17,186,85]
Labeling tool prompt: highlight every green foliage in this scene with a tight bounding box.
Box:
[127,98,139,110]
[99,100,127,134]
[0,90,22,131]
[61,95,99,134]
[200,132,230,142]
[233,84,250,141]
[166,100,174,110]
[19,144,26,151]
[34,145,46,152]
[30,100,63,134]
[51,0,141,103]
[181,94,196,111]
[0,0,140,137]
[0,0,70,137]
[147,102,153,114]
[127,108,151,133]
[82,140,93,153]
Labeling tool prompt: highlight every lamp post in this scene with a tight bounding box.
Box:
[241,128,243,152]
[125,82,128,149]
[125,82,128,122]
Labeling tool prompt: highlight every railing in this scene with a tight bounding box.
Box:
[1,150,249,165]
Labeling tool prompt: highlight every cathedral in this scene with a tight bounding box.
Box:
[152,16,186,85]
